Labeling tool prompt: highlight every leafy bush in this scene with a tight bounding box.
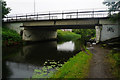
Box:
[2,27,22,46]
[72,29,96,40]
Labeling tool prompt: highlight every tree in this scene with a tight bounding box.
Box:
[2,0,11,18]
[103,0,120,22]
[103,0,120,11]
[72,29,96,41]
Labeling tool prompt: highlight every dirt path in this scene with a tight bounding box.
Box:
[88,44,112,78]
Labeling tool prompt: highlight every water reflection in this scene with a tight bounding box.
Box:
[3,40,82,78]
[57,41,74,51]
[6,61,35,78]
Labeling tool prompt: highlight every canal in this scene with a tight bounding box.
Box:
[2,40,83,78]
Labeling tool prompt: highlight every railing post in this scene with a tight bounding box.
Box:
[109,10,112,17]
[62,11,64,19]
[16,14,17,21]
[70,15,71,19]
[49,11,50,20]
[76,10,78,18]
[92,9,94,18]
[37,13,38,20]
[7,15,8,22]
[26,14,27,21]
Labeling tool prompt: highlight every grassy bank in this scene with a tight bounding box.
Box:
[57,30,81,42]
[108,50,120,78]
[2,27,22,46]
[51,49,92,78]
[102,42,120,78]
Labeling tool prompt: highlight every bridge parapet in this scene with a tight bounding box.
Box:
[4,9,119,22]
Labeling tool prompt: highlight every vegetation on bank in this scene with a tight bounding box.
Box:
[72,29,96,41]
[32,49,92,78]
[51,49,92,78]
[108,50,120,78]
[2,27,22,46]
[102,41,120,78]
[57,30,81,42]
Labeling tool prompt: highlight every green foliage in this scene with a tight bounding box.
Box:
[109,13,120,22]
[2,27,22,46]
[103,1,120,22]
[103,1,120,11]
[32,60,63,78]
[57,30,81,42]
[110,50,120,65]
[51,49,92,78]
[72,29,95,40]
[108,50,120,78]
[2,0,11,18]
[32,66,57,78]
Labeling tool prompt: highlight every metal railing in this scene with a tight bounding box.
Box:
[3,9,120,22]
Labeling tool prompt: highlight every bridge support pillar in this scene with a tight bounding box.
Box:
[95,26,102,43]
[22,28,57,41]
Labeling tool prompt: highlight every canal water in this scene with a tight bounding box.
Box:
[2,40,82,78]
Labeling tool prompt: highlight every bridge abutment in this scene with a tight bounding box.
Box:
[96,24,120,43]
[22,28,57,41]
[95,26,102,43]
[100,24,120,41]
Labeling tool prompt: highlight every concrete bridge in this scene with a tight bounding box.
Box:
[3,9,120,43]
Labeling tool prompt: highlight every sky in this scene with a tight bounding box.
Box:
[5,0,108,15]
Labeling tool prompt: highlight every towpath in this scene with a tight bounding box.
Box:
[88,44,112,78]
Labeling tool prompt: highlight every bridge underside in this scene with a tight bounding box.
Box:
[21,25,96,29]
[21,24,96,41]
[22,29,57,41]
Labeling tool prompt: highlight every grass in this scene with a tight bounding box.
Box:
[2,27,22,46]
[57,30,81,42]
[51,49,92,78]
[108,50,120,78]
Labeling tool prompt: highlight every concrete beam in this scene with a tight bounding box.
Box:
[23,21,54,26]
[21,25,96,29]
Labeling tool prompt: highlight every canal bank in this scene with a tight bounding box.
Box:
[51,49,92,78]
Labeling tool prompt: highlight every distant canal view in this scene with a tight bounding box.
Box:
[3,40,82,78]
